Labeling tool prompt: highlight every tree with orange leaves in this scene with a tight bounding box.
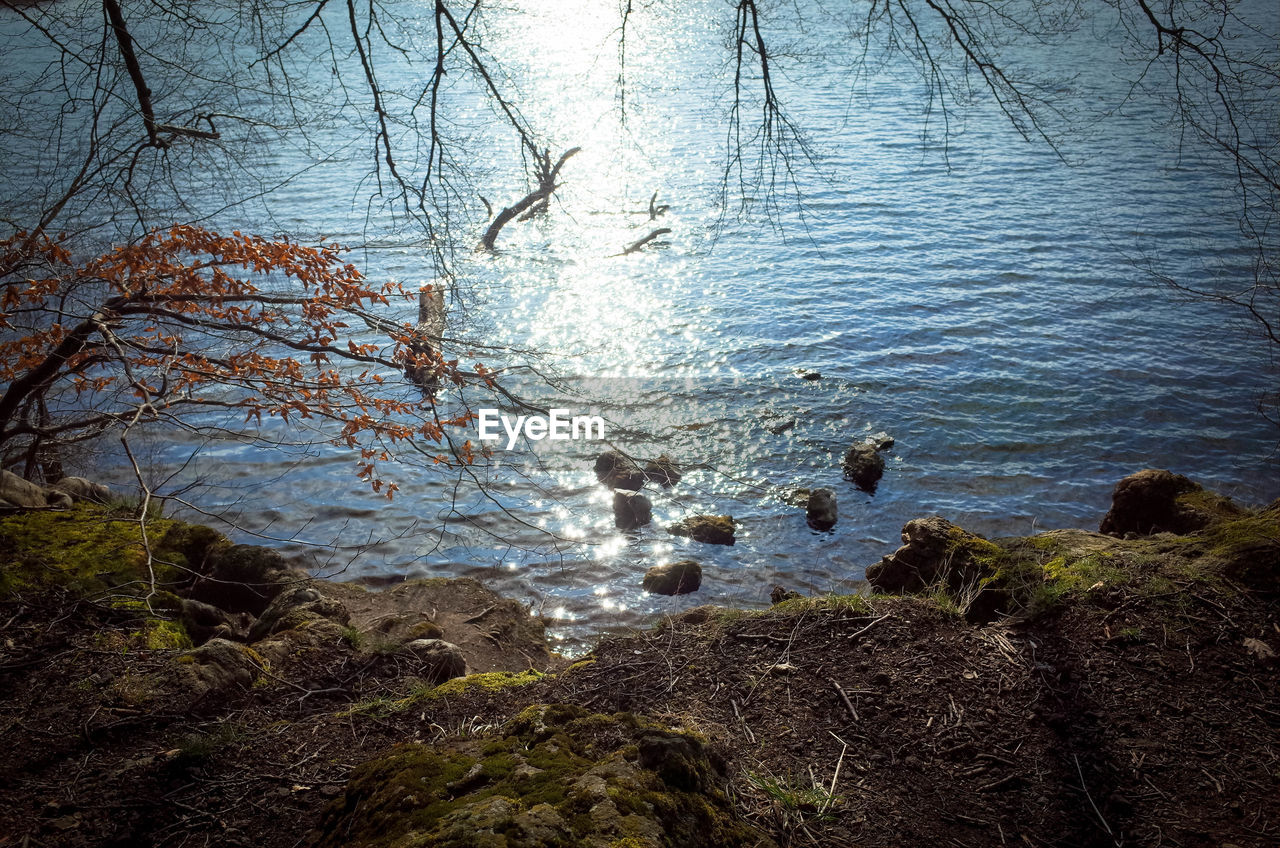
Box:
[0,226,486,497]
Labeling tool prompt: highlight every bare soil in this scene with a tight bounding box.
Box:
[1,506,1278,847]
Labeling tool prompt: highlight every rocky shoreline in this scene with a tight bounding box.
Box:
[1,470,1277,846]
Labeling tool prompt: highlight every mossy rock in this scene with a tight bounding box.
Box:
[1199,509,1280,594]
[0,504,180,597]
[156,522,230,572]
[866,516,1006,612]
[108,597,194,651]
[426,669,545,700]
[667,516,736,546]
[313,707,771,848]
[1099,469,1246,537]
[407,620,445,640]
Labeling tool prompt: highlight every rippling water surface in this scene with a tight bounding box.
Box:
[47,1,1278,652]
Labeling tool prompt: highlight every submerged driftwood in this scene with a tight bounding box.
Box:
[404,284,447,390]
[614,228,671,257]
[479,147,581,251]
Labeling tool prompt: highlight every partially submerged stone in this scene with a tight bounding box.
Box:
[613,491,653,530]
[842,443,885,492]
[806,487,837,530]
[867,431,895,452]
[667,515,736,546]
[643,560,702,595]
[642,454,682,488]
[764,416,796,435]
[593,450,646,491]
[780,487,810,507]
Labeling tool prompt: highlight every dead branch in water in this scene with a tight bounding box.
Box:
[614,228,671,257]
[648,190,669,219]
[479,147,581,251]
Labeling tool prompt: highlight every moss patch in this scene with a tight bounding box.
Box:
[766,594,871,617]
[314,707,769,848]
[0,505,181,596]
[426,669,545,700]
[959,506,1280,618]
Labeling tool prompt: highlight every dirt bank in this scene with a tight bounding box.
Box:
[0,471,1276,847]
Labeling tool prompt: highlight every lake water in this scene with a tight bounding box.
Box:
[5,0,1276,653]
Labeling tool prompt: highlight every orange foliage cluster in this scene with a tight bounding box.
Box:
[0,227,479,496]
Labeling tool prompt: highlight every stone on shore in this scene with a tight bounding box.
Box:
[866,516,1013,622]
[246,586,350,642]
[667,515,736,546]
[643,560,703,595]
[48,477,112,503]
[0,469,72,510]
[770,585,803,604]
[173,638,262,699]
[312,707,769,848]
[400,638,468,684]
[188,544,307,616]
[1100,468,1244,537]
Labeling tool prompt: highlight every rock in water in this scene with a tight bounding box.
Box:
[780,487,810,507]
[764,416,796,435]
[806,487,837,530]
[643,560,702,595]
[667,515,736,546]
[842,443,885,492]
[593,450,646,491]
[1100,468,1244,537]
[642,454,682,488]
[794,368,822,380]
[867,431,895,451]
[400,639,467,683]
[614,491,653,530]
